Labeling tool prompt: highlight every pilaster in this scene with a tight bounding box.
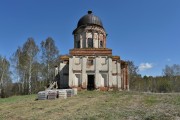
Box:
[108,57,113,88]
[117,61,121,90]
[95,57,99,88]
[69,57,73,87]
[81,57,87,88]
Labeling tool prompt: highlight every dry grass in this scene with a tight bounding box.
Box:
[0,91,180,120]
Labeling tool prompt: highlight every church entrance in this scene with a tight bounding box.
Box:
[87,75,95,90]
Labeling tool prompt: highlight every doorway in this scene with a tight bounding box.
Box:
[87,75,95,90]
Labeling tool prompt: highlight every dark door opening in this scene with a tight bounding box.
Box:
[87,75,95,90]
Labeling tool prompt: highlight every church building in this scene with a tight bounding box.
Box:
[58,11,129,91]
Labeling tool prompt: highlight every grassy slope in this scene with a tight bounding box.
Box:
[0,91,180,120]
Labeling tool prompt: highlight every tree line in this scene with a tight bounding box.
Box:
[0,37,59,97]
[1,38,180,98]
[128,61,180,92]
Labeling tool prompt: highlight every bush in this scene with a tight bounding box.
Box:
[157,79,172,93]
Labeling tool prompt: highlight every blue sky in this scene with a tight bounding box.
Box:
[0,0,180,77]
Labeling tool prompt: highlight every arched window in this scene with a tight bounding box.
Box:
[77,41,80,48]
[88,38,93,48]
[100,41,103,48]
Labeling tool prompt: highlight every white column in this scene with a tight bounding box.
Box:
[69,57,73,87]
[95,57,99,88]
[98,33,99,48]
[86,32,88,48]
[81,57,87,88]
[117,61,121,90]
[80,34,82,48]
[108,57,113,88]
[127,65,129,91]
[124,68,126,89]
[92,31,94,48]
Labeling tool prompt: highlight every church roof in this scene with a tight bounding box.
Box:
[77,11,103,28]
[73,11,105,34]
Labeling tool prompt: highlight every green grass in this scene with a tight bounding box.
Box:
[0,94,36,103]
[0,91,180,120]
[144,96,159,106]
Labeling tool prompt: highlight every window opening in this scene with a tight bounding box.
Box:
[77,41,80,48]
[87,59,93,66]
[100,41,103,48]
[88,38,93,48]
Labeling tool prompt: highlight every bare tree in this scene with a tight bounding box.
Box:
[22,38,39,94]
[41,37,59,85]
[163,64,180,92]
[127,61,141,90]
[0,56,12,97]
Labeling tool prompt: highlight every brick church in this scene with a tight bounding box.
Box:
[56,11,129,91]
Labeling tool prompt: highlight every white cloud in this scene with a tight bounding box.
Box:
[139,63,153,71]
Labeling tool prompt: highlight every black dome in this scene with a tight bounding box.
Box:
[77,11,103,28]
